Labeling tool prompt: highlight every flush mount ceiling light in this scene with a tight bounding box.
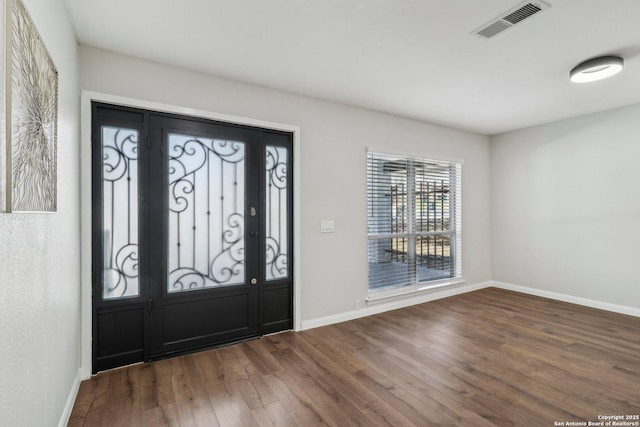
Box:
[570,56,624,83]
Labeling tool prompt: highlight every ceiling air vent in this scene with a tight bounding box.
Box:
[473,1,550,39]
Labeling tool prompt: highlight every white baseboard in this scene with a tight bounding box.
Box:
[58,369,82,427]
[492,281,640,318]
[301,280,492,330]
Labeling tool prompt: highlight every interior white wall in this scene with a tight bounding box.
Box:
[78,46,492,323]
[491,103,640,310]
[0,0,80,426]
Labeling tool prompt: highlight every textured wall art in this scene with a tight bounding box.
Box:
[0,1,6,211]
[5,0,58,212]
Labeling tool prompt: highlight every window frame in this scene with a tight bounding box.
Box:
[366,149,463,300]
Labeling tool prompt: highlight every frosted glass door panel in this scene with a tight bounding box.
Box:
[167,134,245,293]
[265,146,288,280]
[102,126,140,300]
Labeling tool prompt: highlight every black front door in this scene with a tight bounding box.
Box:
[92,103,293,373]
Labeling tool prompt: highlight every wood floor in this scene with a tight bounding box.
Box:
[69,288,640,426]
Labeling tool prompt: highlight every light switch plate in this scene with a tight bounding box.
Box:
[320,220,335,233]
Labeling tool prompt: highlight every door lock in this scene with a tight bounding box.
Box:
[251,278,258,285]
[250,207,257,217]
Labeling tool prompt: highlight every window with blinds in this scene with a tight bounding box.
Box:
[367,151,462,293]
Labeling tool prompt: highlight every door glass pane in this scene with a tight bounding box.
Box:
[102,126,139,300]
[168,133,245,293]
[265,146,288,280]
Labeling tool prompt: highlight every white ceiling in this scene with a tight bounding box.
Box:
[64,0,640,135]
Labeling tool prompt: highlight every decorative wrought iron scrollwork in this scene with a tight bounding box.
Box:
[102,128,139,299]
[266,147,287,190]
[266,237,287,279]
[167,134,246,292]
[265,146,288,280]
[104,244,139,295]
[103,130,138,182]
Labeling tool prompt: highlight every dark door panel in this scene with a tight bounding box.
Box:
[95,305,145,372]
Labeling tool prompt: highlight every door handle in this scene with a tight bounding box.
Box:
[250,278,258,285]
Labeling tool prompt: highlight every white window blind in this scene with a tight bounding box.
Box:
[367,151,462,293]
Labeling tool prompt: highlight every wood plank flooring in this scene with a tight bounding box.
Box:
[69,288,640,426]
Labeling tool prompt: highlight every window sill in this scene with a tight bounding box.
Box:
[365,277,465,305]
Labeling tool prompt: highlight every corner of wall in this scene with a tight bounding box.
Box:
[492,281,640,318]
[58,370,82,427]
